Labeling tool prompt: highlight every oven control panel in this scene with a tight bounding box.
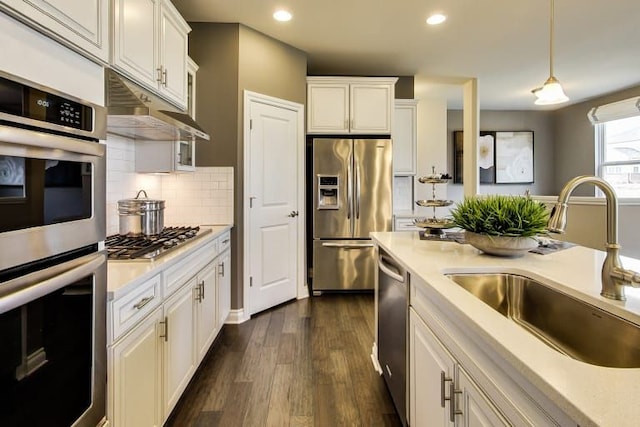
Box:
[0,73,93,131]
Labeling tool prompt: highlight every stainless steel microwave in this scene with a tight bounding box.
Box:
[0,70,107,272]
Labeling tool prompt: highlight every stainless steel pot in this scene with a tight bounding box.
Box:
[118,190,165,236]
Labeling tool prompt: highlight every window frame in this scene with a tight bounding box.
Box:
[595,117,640,201]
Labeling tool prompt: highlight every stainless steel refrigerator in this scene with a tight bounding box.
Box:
[312,138,392,292]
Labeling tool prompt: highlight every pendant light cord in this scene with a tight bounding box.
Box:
[549,0,555,77]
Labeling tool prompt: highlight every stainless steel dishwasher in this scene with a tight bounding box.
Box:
[377,248,408,427]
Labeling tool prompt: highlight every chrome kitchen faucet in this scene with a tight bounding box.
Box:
[547,175,640,300]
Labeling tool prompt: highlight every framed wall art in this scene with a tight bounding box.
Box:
[495,131,534,184]
[453,131,496,184]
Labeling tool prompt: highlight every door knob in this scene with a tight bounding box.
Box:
[288,210,299,217]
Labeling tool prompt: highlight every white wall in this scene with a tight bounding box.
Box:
[105,134,234,236]
[413,95,450,217]
[534,196,640,259]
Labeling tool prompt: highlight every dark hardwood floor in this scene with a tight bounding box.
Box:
[165,293,402,427]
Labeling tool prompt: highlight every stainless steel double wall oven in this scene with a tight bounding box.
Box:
[0,70,107,426]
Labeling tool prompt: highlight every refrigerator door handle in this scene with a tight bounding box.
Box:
[321,242,375,249]
[347,151,353,221]
[355,162,361,219]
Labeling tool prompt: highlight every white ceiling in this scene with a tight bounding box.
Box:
[172,0,640,110]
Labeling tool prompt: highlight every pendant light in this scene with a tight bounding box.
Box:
[532,0,569,105]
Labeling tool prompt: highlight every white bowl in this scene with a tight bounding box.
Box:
[465,231,539,257]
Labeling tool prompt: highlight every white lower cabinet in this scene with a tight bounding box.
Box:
[409,308,508,427]
[457,367,509,427]
[108,230,233,426]
[162,280,197,416]
[408,276,572,427]
[409,308,455,427]
[110,307,163,427]
[194,261,218,363]
[217,248,231,326]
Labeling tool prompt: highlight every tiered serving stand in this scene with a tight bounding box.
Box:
[414,167,456,235]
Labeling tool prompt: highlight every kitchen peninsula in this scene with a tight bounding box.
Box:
[371,231,640,427]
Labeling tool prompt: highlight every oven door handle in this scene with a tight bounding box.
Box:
[0,251,106,314]
[0,124,105,157]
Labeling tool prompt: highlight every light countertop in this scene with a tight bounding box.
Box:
[107,225,232,300]
[371,231,640,427]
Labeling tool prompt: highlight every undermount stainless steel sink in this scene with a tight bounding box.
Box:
[445,272,640,368]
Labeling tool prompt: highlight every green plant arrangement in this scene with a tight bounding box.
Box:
[450,195,550,257]
[451,194,549,237]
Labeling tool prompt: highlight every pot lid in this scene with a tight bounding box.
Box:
[118,190,165,212]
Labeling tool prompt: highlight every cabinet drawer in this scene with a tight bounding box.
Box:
[164,239,217,297]
[218,231,231,253]
[394,218,421,231]
[110,273,162,343]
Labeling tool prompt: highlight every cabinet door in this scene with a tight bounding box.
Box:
[217,249,231,326]
[350,83,393,134]
[457,367,510,427]
[112,0,159,91]
[110,307,163,427]
[187,56,198,119]
[0,0,109,62]
[159,0,189,108]
[409,308,456,427]
[307,83,350,134]
[163,280,196,418]
[195,261,218,363]
[392,100,418,174]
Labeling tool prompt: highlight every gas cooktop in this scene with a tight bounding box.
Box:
[105,226,211,260]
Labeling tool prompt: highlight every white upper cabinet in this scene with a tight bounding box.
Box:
[307,82,350,133]
[186,56,198,119]
[0,0,109,62]
[112,0,158,90]
[307,77,397,135]
[393,99,418,175]
[112,0,190,109]
[158,0,188,105]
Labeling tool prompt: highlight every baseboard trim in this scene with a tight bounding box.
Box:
[370,342,382,375]
[225,309,250,324]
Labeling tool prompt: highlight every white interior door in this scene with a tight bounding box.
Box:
[245,92,304,315]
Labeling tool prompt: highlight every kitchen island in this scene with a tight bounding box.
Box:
[371,231,640,427]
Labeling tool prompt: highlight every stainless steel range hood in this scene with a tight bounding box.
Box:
[105,68,210,142]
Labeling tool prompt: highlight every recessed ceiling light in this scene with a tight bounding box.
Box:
[426,13,446,25]
[273,9,292,22]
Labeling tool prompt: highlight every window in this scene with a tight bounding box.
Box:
[590,96,640,198]
[596,115,640,198]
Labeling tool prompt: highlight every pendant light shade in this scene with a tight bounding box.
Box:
[532,76,569,105]
[532,0,568,105]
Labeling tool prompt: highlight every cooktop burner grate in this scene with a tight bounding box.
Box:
[106,226,203,260]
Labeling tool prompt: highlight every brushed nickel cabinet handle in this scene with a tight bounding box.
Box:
[133,296,154,310]
[218,262,225,277]
[449,382,463,422]
[440,371,452,408]
[156,66,163,83]
[200,281,205,300]
[194,283,202,302]
[160,317,169,342]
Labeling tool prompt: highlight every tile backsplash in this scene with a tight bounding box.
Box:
[105,134,234,235]
[161,168,233,227]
